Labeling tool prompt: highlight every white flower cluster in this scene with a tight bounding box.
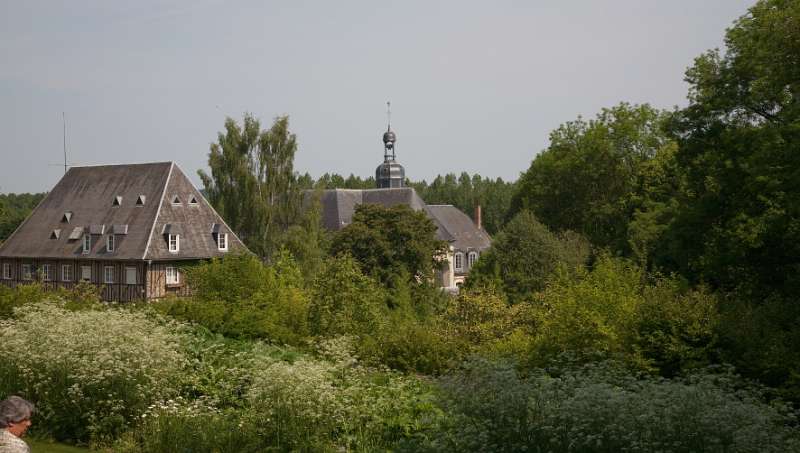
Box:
[0,302,190,440]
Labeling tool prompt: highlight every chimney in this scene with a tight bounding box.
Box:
[474,204,482,230]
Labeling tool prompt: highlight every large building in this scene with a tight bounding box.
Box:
[317,123,491,289]
[0,162,246,301]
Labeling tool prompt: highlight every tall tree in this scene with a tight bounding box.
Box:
[330,204,447,285]
[509,103,673,254]
[664,0,800,298]
[199,114,301,258]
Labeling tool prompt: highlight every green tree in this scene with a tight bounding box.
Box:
[199,114,302,258]
[509,103,672,253]
[0,193,46,243]
[330,204,447,285]
[466,210,590,304]
[663,0,800,298]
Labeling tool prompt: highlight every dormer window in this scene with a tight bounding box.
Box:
[189,195,198,205]
[50,229,61,240]
[217,233,228,251]
[171,195,181,205]
[107,234,115,252]
[62,211,73,223]
[112,196,122,207]
[168,234,180,253]
[136,195,146,206]
[82,234,91,254]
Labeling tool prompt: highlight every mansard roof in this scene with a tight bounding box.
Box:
[313,187,490,250]
[0,162,247,261]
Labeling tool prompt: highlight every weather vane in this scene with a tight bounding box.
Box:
[386,101,391,129]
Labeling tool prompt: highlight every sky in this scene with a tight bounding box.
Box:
[0,0,755,194]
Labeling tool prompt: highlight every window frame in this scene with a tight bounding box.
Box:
[217,233,228,251]
[62,264,73,282]
[125,267,137,285]
[107,234,115,252]
[22,264,32,280]
[41,264,53,281]
[82,234,91,254]
[2,263,10,280]
[165,266,179,285]
[168,234,180,253]
[467,251,478,269]
[104,266,115,284]
[454,252,464,272]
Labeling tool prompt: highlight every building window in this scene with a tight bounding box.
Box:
[125,267,137,285]
[104,266,114,284]
[454,252,464,272]
[2,263,10,280]
[168,234,180,253]
[83,234,91,254]
[107,234,115,252]
[62,264,73,282]
[166,266,179,285]
[217,233,228,251]
[22,264,32,280]
[468,251,478,268]
[81,265,92,282]
[41,264,53,281]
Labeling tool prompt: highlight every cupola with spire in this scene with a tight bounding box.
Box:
[375,102,405,188]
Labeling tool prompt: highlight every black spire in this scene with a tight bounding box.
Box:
[376,101,405,188]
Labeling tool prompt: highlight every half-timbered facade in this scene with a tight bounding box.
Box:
[0,162,246,301]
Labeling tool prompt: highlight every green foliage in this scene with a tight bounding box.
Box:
[662,0,800,299]
[331,203,447,285]
[466,210,590,303]
[159,253,308,344]
[525,256,719,375]
[198,114,302,259]
[509,103,673,253]
[418,358,800,453]
[0,192,45,243]
[308,254,387,337]
[410,172,516,234]
[0,301,188,444]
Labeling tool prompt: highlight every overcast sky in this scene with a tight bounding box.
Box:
[0,0,754,193]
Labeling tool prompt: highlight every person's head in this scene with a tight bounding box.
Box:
[0,396,34,437]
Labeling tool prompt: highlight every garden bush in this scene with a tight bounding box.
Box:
[0,301,189,444]
[418,357,800,453]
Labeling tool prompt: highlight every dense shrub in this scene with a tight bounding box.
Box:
[526,256,719,374]
[0,302,188,444]
[115,337,442,453]
[466,210,591,303]
[417,357,800,453]
[159,253,309,344]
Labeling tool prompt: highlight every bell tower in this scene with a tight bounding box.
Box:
[375,101,405,188]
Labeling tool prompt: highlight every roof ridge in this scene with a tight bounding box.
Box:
[142,162,174,259]
[69,161,173,169]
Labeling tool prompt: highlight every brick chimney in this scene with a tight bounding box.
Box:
[474,204,482,230]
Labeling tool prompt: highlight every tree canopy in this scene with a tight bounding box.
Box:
[199,114,302,258]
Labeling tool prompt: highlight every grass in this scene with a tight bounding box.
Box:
[27,438,89,453]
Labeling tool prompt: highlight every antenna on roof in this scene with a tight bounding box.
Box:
[63,112,67,174]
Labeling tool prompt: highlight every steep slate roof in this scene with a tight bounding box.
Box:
[426,205,492,251]
[0,162,247,261]
[314,188,491,248]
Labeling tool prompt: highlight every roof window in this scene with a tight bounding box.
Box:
[62,211,73,223]
[112,196,122,207]
[136,195,146,206]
